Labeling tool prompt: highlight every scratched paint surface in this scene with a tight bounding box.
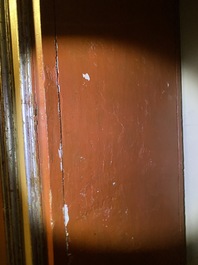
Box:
[40,0,185,264]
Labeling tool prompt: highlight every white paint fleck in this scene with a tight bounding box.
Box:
[60,161,63,172]
[112,182,116,186]
[62,204,69,227]
[82,73,90,81]
[49,190,54,228]
[58,143,63,159]
[97,190,100,193]
[58,143,63,171]
[167,82,170,87]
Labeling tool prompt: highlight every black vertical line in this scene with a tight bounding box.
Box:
[53,0,65,199]
[53,1,72,260]
[53,2,74,259]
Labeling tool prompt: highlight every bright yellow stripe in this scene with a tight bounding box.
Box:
[8,0,33,264]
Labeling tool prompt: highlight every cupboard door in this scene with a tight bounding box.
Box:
[40,1,185,264]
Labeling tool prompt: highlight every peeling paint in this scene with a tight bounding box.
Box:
[82,73,90,81]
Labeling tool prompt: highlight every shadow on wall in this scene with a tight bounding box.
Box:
[54,240,185,265]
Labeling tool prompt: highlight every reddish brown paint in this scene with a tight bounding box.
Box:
[40,1,185,264]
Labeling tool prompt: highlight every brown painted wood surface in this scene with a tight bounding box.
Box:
[40,1,185,264]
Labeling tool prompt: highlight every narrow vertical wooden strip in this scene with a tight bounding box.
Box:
[32,1,54,264]
[0,158,8,264]
[8,0,33,264]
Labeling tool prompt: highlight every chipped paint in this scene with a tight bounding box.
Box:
[62,204,71,258]
[82,73,90,81]
[58,143,63,158]
[58,143,63,171]
[62,204,69,227]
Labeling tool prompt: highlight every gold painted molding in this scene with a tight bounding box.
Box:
[8,0,33,264]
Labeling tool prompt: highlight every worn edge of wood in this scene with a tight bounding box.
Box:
[0,0,48,264]
[31,0,55,264]
[0,0,26,264]
[16,0,48,264]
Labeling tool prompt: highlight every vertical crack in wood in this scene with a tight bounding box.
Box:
[53,0,71,259]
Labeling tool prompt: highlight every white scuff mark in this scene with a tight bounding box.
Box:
[103,207,112,221]
[62,204,70,227]
[60,161,63,172]
[58,143,63,158]
[80,192,86,198]
[62,204,71,258]
[49,190,52,209]
[49,190,54,228]
[112,182,116,186]
[82,73,90,81]
[167,82,170,87]
[58,143,63,171]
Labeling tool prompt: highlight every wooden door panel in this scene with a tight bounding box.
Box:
[40,1,185,264]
